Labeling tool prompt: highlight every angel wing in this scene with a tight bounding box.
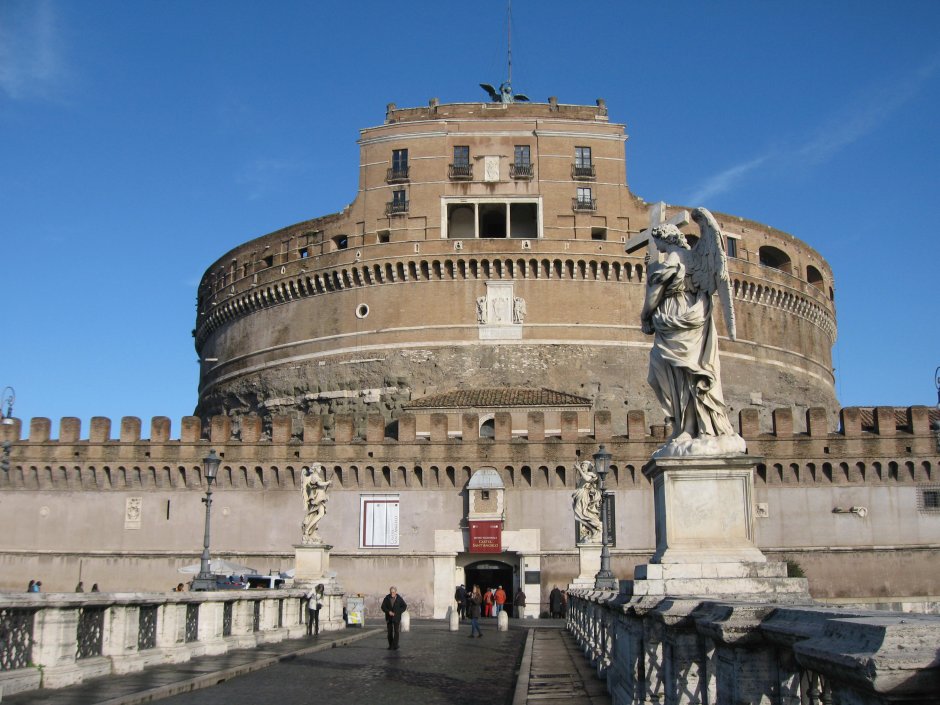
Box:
[479,83,500,101]
[514,93,530,102]
[688,207,736,341]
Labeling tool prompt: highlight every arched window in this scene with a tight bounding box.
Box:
[807,265,824,290]
[479,417,495,439]
[758,246,792,275]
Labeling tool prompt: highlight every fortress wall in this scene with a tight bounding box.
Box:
[2,407,935,600]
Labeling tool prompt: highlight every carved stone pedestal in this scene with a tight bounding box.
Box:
[569,543,601,590]
[625,455,809,599]
[293,544,346,632]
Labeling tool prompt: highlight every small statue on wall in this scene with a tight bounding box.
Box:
[572,460,602,543]
[476,296,488,324]
[301,463,331,545]
[513,296,527,324]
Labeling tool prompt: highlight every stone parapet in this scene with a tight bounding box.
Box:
[567,590,940,705]
[0,589,309,698]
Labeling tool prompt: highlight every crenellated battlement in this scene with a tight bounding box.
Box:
[1,406,935,492]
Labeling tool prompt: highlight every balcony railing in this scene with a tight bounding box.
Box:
[386,200,409,215]
[448,163,473,180]
[572,197,597,212]
[386,166,410,183]
[510,163,533,179]
[571,164,596,180]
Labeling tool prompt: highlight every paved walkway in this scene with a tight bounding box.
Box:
[5,621,610,705]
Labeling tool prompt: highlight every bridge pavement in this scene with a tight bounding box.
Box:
[6,620,608,705]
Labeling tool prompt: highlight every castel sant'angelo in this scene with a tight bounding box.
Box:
[1,93,937,617]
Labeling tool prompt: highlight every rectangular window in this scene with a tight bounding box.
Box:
[919,486,940,513]
[392,189,406,206]
[360,494,400,547]
[575,146,592,167]
[577,187,592,203]
[726,237,738,258]
[514,145,530,166]
[392,149,408,171]
[453,146,470,167]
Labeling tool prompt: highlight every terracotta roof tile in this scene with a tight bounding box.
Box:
[404,388,592,410]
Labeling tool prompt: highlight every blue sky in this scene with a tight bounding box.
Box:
[1,0,938,429]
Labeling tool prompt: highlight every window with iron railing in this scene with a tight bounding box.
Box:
[386,189,409,215]
[387,149,409,182]
[574,187,596,211]
[449,146,472,179]
[572,146,595,179]
[511,146,533,179]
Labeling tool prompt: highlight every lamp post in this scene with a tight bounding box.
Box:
[0,387,14,425]
[592,444,619,591]
[191,450,222,591]
[933,367,940,453]
[0,387,14,474]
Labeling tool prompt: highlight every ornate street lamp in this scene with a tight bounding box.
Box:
[592,444,618,591]
[933,367,940,453]
[190,450,222,591]
[0,387,15,426]
[0,387,14,474]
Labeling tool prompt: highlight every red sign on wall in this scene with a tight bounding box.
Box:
[469,521,502,553]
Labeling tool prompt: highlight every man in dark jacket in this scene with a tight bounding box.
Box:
[380,586,407,650]
[454,584,467,619]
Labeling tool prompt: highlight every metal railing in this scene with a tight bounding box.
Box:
[386,166,409,183]
[510,163,533,179]
[448,163,473,180]
[571,164,596,179]
[386,200,409,215]
[572,197,597,212]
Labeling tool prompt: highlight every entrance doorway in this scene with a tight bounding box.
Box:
[464,559,514,617]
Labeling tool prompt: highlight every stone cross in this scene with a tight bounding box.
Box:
[624,201,690,263]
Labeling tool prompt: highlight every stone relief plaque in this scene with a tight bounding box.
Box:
[125,496,142,530]
[478,281,522,340]
[483,156,500,182]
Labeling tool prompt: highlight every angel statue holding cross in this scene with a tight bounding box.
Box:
[640,207,746,458]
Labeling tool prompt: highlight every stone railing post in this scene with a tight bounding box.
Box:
[198,600,226,655]
[31,606,82,688]
[103,603,145,674]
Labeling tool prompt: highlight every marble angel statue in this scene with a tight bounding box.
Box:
[572,460,602,542]
[301,463,331,544]
[640,207,746,458]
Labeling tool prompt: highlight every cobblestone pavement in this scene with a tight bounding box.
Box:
[158,621,527,705]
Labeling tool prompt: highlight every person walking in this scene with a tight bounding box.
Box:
[90,583,100,592]
[381,586,407,650]
[483,587,494,617]
[550,586,563,618]
[306,583,324,637]
[468,585,483,638]
[514,587,526,619]
[494,585,506,616]
[454,584,467,620]
[27,580,34,592]
[75,581,84,592]
[32,581,42,593]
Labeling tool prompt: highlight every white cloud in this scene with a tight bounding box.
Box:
[0,0,66,101]
[683,53,940,204]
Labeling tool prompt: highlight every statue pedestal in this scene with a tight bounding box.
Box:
[568,543,601,590]
[293,544,346,632]
[294,543,333,582]
[624,455,808,599]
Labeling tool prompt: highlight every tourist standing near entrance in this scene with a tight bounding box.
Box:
[483,588,494,617]
[550,586,563,618]
[306,583,324,637]
[468,585,483,638]
[455,584,467,619]
[514,587,526,619]
[494,585,506,616]
[381,586,407,650]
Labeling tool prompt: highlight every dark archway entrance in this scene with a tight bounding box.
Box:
[464,559,514,616]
